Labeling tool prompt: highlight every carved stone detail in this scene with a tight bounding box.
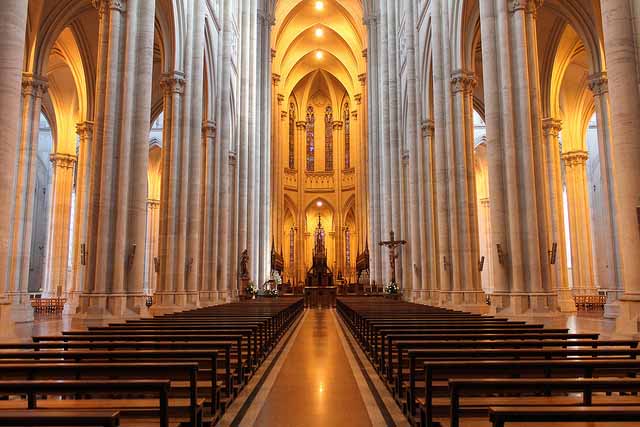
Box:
[542,118,562,138]
[160,72,186,95]
[21,74,48,98]
[588,72,608,97]
[50,153,78,170]
[450,70,476,94]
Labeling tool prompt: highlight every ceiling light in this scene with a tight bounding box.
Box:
[314,1,324,11]
[315,28,324,37]
[316,200,323,207]
[315,50,324,59]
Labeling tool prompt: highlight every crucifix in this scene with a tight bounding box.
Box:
[379,231,406,284]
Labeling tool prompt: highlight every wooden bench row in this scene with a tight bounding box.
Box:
[0,297,304,427]
[337,296,640,427]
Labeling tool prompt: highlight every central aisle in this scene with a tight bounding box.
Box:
[252,309,373,427]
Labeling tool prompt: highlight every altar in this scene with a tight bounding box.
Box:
[304,215,336,308]
[304,286,337,308]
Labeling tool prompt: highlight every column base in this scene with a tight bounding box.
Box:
[556,289,577,313]
[75,293,149,320]
[604,289,624,319]
[615,294,640,336]
[437,290,489,313]
[489,292,559,315]
[0,294,34,323]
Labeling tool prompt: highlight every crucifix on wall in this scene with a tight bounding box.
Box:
[379,230,406,284]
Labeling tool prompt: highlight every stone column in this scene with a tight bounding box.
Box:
[0,0,28,322]
[68,121,93,312]
[46,153,77,297]
[542,119,574,311]
[561,150,596,295]
[449,70,483,308]
[80,0,156,318]
[588,72,623,315]
[145,199,160,295]
[478,198,493,294]
[9,74,48,302]
[296,121,307,283]
[421,120,437,303]
[201,120,217,303]
[157,72,186,307]
[333,120,344,275]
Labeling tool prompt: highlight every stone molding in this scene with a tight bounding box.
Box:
[92,0,126,15]
[21,73,48,98]
[76,121,94,139]
[160,71,186,95]
[272,73,281,86]
[332,120,343,130]
[358,73,367,86]
[588,72,608,96]
[421,119,435,138]
[509,0,543,14]
[50,153,78,169]
[561,150,589,166]
[295,121,306,129]
[541,118,562,137]
[450,70,476,94]
[354,93,362,104]
[277,93,285,104]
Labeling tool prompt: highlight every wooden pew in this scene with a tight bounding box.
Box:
[419,358,640,427]
[0,380,171,427]
[449,378,640,427]
[0,362,201,425]
[0,410,120,427]
[488,406,640,426]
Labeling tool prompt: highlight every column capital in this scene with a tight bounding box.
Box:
[147,199,160,209]
[271,48,277,60]
[351,110,358,120]
[561,150,589,166]
[277,93,285,105]
[422,119,435,138]
[21,73,48,98]
[363,15,377,27]
[332,120,343,130]
[480,198,490,207]
[202,120,217,134]
[281,110,288,119]
[509,0,543,14]
[402,150,410,165]
[160,71,186,95]
[75,121,94,138]
[296,121,306,129]
[50,153,78,169]
[588,72,608,96]
[542,118,562,137]
[358,73,367,86]
[450,70,476,94]
[272,73,281,86]
[354,93,362,104]
[92,0,126,15]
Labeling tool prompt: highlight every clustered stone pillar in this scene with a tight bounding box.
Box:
[145,199,160,296]
[587,72,623,316]
[200,120,217,303]
[0,0,29,322]
[541,119,574,311]
[46,153,77,296]
[561,150,596,295]
[69,121,94,312]
[8,74,48,302]
[600,0,640,334]
[80,0,156,317]
[477,0,556,314]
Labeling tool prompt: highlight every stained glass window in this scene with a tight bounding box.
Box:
[344,103,350,169]
[306,106,315,171]
[325,106,333,171]
[288,103,295,169]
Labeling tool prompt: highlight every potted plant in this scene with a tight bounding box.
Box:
[245,281,256,299]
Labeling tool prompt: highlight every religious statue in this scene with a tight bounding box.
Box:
[240,249,250,279]
[379,231,406,284]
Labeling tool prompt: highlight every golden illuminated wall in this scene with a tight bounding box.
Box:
[270,0,367,285]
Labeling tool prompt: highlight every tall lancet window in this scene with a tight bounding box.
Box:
[325,106,333,171]
[306,106,315,171]
[289,227,295,273]
[288,103,295,169]
[344,103,351,169]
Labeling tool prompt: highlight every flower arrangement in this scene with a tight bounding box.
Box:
[384,281,399,295]
[263,288,279,298]
[245,281,256,297]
